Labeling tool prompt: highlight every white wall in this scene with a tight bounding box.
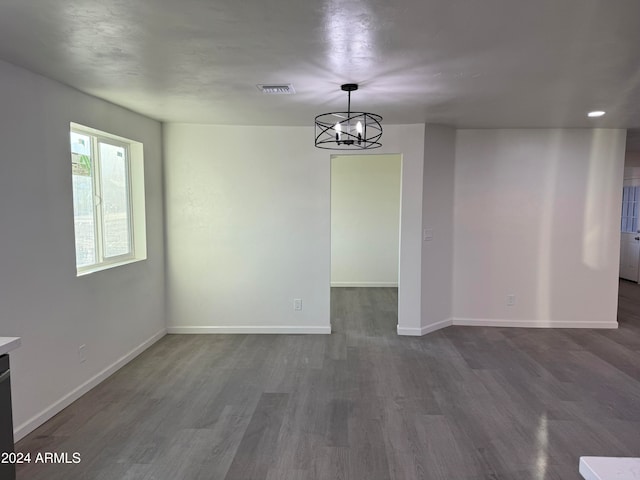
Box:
[419,125,456,335]
[163,123,425,333]
[453,129,625,328]
[0,59,166,440]
[331,154,401,287]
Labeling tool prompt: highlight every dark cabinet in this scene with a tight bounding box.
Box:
[0,355,15,480]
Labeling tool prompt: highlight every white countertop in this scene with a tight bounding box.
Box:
[580,457,640,480]
[0,337,21,356]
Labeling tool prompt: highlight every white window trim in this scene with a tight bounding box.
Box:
[71,123,147,276]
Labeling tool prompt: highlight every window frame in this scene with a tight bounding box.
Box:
[70,123,146,276]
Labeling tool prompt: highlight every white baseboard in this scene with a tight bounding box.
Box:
[452,318,619,329]
[14,328,167,442]
[330,282,398,288]
[397,318,453,336]
[396,316,618,336]
[166,325,332,334]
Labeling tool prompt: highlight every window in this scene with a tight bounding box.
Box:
[621,186,640,233]
[70,124,147,275]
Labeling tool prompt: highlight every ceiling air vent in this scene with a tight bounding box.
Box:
[257,84,296,94]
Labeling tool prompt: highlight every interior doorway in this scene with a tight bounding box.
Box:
[330,153,402,334]
[620,130,640,283]
[620,184,640,282]
[617,130,640,328]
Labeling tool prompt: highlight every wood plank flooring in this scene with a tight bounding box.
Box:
[16,284,640,479]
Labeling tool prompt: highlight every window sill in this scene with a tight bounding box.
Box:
[76,256,146,276]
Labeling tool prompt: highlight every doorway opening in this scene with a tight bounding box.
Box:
[618,129,640,326]
[330,153,402,336]
[620,130,640,283]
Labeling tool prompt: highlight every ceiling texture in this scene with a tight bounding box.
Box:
[1,0,640,131]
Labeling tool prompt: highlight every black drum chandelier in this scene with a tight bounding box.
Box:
[314,84,383,150]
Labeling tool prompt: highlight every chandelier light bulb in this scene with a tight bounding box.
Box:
[356,121,363,144]
[334,122,342,143]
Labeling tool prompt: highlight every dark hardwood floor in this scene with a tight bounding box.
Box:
[16,285,640,479]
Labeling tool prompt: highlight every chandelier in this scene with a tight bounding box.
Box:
[314,84,383,150]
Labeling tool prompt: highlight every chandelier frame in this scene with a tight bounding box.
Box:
[314,84,383,150]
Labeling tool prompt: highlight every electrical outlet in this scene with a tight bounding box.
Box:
[506,294,516,307]
[78,344,87,363]
[293,298,302,311]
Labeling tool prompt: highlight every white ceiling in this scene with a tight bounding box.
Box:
[1,0,640,130]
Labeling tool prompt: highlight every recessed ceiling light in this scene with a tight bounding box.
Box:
[588,110,606,118]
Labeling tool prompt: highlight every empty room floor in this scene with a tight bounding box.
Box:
[16,286,640,480]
